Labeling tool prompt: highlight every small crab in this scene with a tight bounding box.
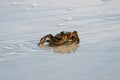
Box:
[38,31,80,46]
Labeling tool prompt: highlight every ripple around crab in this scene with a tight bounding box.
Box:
[38,31,80,47]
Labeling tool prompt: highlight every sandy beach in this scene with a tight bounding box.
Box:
[0,0,120,80]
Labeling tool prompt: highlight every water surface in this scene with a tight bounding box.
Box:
[0,0,120,80]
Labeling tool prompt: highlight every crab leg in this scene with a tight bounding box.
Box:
[39,34,54,45]
[71,31,80,44]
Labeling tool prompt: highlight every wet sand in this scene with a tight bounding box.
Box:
[0,0,120,80]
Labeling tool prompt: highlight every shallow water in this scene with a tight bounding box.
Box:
[0,0,120,80]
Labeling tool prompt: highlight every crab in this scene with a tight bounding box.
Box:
[38,31,80,46]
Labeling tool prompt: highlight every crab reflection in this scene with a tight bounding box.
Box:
[39,43,79,54]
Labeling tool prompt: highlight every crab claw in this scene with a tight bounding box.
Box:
[71,31,80,44]
[38,38,44,46]
[38,34,54,46]
[39,36,47,45]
